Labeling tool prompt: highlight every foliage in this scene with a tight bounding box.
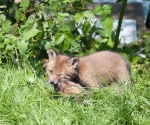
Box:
[0,0,149,67]
[0,0,115,67]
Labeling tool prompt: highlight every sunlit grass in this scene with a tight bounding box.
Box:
[0,64,150,125]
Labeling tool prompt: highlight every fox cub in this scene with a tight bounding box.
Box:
[46,49,131,89]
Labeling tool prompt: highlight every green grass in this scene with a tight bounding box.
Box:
[0,64,150,125]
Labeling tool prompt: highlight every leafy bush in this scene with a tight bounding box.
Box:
[0,0,115,66]
[1,0,149,67]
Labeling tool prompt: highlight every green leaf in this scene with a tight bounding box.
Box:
[64,32,74,41]
[54,33,65,45]
[2,20,12,32]
[69,40,80,48]
[0,14,6,22]
[83,10,95,19]
[57,12,70,22]
[57,15,65,22]
[63,0,75,3]
[25,16,36,26]
[73,1,83,8]
[103,4,113,15]
[4,34,18,44]
[17,40,29,55]
[43,21,49,29]
[100,38,108,43]
[131,56,139,63]
[0,43,4,49]
[53,30,74,47]
[15,9,22,20]
[59,27,70,32]
[5,44,14,51]
[93,5,103,15]
[45,42,52,50]
[59,4,68,10]
[107,36,113,47]
[15,8,27,21]
[57,12,69,17]
[60,39,70,52]
[82,20,91,35]
[50,1,59,10]
[4,37,10,45]
[100,16,113,35]
[96,29,109,37]
[19,0,30,7]
[23,27,40,40]
[74,13,84,23]
[42,8,56,20]
[61,20,76,31]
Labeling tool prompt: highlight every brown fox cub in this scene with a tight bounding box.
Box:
[46,48,131,88]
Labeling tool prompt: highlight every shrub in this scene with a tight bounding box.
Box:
[0,0,114,66]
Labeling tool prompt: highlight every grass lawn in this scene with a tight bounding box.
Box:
[0,64,150,125]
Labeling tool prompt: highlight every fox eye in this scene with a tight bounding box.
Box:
[49,70,53,73]
[58,73,63,76]
[58,72,65,76]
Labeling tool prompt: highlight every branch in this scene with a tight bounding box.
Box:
[113,0,128,50]
[11,8,36,34]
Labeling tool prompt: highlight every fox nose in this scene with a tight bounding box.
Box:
[47,80,54,84]
[50,80,58,85]
[50,81,54,84]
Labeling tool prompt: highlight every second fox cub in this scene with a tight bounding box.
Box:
[46,49,131,88]
[54,79,84,95]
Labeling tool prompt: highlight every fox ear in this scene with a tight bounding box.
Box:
[67,57,79,68]
[47,48,57,61]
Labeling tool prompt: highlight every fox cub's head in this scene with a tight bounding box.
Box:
[46,49,79,84]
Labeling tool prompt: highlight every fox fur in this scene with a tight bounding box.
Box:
[45,49,131,90]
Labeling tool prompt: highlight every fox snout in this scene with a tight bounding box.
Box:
[48,80,58,85]
[47,77,59,84]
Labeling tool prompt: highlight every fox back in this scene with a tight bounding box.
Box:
[46,49,131,88]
